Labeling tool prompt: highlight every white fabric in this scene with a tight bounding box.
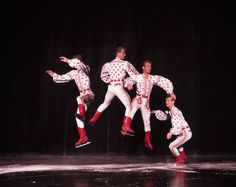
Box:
[100,58,139,84]
[130,97,151,132]
[125,74,173,96]
[127,73,173,132]
[153,106,192,157]
[52,59,94,128]
[169,130,192,156]
[96,58,139,117]
[97,85,131,117]
[169,106,190,135]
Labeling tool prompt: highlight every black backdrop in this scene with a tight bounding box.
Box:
[3,1,235,156]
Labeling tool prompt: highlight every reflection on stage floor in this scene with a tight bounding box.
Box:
[0,154,235,187]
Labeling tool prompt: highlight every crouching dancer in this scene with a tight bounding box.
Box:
[152,94,192,164]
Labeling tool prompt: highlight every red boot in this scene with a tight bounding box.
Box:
[144,131,153,150]
[88,111,101,126]
[75,104,85,121]
[75,127,91,148]
[180,150,187,161]
[175,154,185,165]
[120,116,134,136]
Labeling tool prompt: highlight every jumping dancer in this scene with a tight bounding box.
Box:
[89,47,139,136]
[46,55,94,148]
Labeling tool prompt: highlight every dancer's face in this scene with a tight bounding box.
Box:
[142,62,152,74]
[117,49,126,60]
[165,97,174,108]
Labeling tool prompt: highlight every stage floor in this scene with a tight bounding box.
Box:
[0,154,235,187]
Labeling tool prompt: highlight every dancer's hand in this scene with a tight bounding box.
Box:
[59,56,69,63]
[167,132,172,139]
[46,70,54,77]
[127,84,133,90]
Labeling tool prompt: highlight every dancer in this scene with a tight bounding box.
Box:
[89,46,139,136]
[152,94,192,164]
[125,60,175,150]
[46,55,94,148]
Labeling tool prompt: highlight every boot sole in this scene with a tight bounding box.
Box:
[75,141,91,148]
[74,114,86,122]
[144,144,153,150]
[120,130,134,137]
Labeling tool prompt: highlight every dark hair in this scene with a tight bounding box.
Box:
[142,60,152,67]
[115,47,126,55]
[73,54,83,62]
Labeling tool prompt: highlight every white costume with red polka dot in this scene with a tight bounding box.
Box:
[95,57,138,115]
[52,59,94,128]
[153,106,192,157]
[126,74,173,132]
[89,57,139,135]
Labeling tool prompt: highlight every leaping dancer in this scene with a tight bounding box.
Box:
[46,55,94,148]
[88,46,139,136]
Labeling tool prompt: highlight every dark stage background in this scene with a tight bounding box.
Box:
[3,1,235,156]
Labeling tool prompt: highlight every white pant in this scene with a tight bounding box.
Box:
[97,85,131,117]
[130,96,151,132]
[169,129,192,156]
